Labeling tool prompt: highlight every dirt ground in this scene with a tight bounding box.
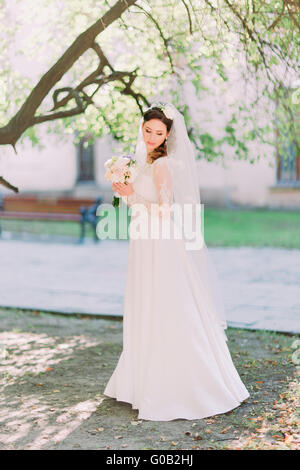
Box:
[0,307,299,450]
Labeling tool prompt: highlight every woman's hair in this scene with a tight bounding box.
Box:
[142,107,173,164]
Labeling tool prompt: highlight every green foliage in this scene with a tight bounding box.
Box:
[189,113,250,162]
[0,0,298,164]
[20,127,44,150]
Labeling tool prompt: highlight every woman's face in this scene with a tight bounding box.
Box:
[142,119,169,151]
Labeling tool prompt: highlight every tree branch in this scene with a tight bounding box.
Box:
[0,0,138,147]
[0,176,19,193]
[133,4,175,73]
[180,0,193,35]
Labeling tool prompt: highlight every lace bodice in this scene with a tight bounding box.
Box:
[121,156,173,217]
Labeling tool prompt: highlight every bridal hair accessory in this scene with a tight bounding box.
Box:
[145,101,176,120]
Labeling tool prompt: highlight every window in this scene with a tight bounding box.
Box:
[76,136,95,182]
[275,87,300,186]
[276,136,300,185]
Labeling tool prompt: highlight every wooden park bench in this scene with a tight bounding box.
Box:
[0,194,103,243]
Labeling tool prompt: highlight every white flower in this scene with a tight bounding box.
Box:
[121,157,131,165]
[162,104,175,120]
[104,158,113,169]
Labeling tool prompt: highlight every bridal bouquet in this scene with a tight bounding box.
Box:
[104,155,138,207]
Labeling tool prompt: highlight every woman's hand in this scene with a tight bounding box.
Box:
[112,182,134,196]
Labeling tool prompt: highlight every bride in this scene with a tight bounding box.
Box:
[103,101,250,421]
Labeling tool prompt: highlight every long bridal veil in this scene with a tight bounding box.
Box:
[134,101,228,341]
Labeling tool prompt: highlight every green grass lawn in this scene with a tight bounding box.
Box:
[1,207,300,248]
[204,207,300,248]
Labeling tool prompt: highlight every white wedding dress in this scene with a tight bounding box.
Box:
[103,156,250,421]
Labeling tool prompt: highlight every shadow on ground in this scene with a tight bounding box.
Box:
[0,308,298,450]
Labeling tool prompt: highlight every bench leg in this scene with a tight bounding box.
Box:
[93,223,99,243]
[79,220,85,244]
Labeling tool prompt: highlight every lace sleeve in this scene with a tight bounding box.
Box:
[121,158,173,218]
[152,157,173,206]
